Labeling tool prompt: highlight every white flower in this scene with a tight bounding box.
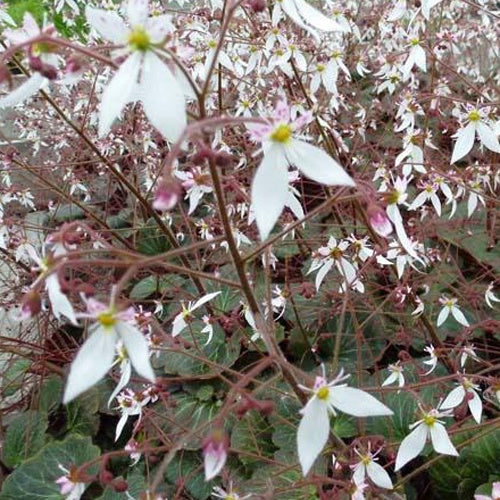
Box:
[421,0,443,19]
[212,483,251,500]
[440,377,482,423]
[382,361,405,388]
[437,296,469,327]
[460,343,480,368]
[115,388,151,441]
[485,282,500,309]
[172,291,221,337]
[107,341,132,406]
[55,465,87,500]
[85,0,186,141]
[475,481,500,500]
[203,429,228,481]
[297,369,393,475]
[249,100,354,240]
[402,36,426,81]
[450,108,500,164]
[395,407,458,471]
[63,298,155,403]
[351,446,393,490]
[422,344,438,375]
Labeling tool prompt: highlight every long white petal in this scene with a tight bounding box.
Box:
[430,423,458,456]
[297,397,330,475]
[98,52,142,137]
[85,6,128,44]
[395,423,428,471]
[293,0,347,31]
[139,52,187,142]
[476,122,500,154]
[204,449,227,481]
[116,322,155,382]
[315,260,333,290]
[172,314,187,337]
[352,464,366,485]
[440,386,465,409]
[115,413,129,441]
[367,461,393,489]
[386,204,418,258]
[0,73,46,108]
[127,0,149,26]
[146,14,174,44]
[286,192,305,220]
[251,146,289,240]
[288,140,355,187]
[46,274,78,325]
[108,361,132,407]
[437,307,449,327]
[329,387,393,417]
[281,0,320,42]
[451,306,469,326]
[450,123,475,164]
[63,328,117,403]
[192,291,221,312]
[467,390,482,423]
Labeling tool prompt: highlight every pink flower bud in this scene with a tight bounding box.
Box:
[40,64,58,80]
[21,289,42,319]
[248,0,266,12]
[29,56,44,72]
[202,429,228,481]
[367,206,393,237]
[153,180,181,211]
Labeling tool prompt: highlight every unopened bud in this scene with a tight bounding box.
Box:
[367,205,393,238]
[214,151,234,168]
[248,0,266,12]
[99,469,114,485]
[153,179,181,211]
[65,56,83,75]
[192,147,214,163]
[111,477,128,493]
[40,64,58,80]
[21,289,42,319]
[29,56,44,72]
[202,428,228,481]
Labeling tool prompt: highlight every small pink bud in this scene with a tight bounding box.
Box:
[29,56,44,72]
[368,206,393,237]
[40,64,58,80]
[153,180,181,211]
[21,289,42,319]
[248,0,266,12]
[202,429,228,481]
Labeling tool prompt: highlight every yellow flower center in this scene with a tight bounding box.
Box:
[98,312,117,328]
[410,38,420,46]
[316,386,330,400]
[330,247,343,260]
[207,39,218,49]
[128,27,151,51]
[317,64,326,72]
[423,415,436,427]
[32,41,58,55]
[390,74,400,83]
[468,110,480,122]
[361,455,371,465]
[384,189,400,205]
[270,124,292,144]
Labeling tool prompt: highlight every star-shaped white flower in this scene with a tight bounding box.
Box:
[351,446,393,490]
[440,376,482,423]
[297,369,393,476]
[172,291,221,337]
[85,0,186,141]
[249,100,354,240]
[63,298,155,403]
[437,296,469,327]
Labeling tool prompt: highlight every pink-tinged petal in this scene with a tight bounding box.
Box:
[451,306,469,326]
[84,297,109,316]
[366,461,393,489]
[288,140,355,187]
[98,52,142,137]
[473,496,491,500]
[204,444,227,481]
[492,482,500,497]
[467,389,482,424]
[22,12,40,36]
[450,122,475,164]
[145,14,174,44]
[429,423,458,456]
[275,99,291,122]
[395,423,428,471]
[138,52,186,142]
[297,397,330,475]
[115,321,155,382]
[127,0,149,26]
[437,306,449,326]
[440,385,465,410]
[329,387,393,417]
[251,145,290,240]
[0,73,46,108]
[294,0,347,31]
[85,6,129,44]
[63,327,117,403]
[476,122,500,154]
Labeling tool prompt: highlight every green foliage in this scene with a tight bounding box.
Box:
[5,0,45,25]
[0,434,100,500]
[1,358,31,398]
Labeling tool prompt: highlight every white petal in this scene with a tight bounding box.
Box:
[315,260,333,290]
[127,0,149,26]
[192,291,221,312]
[352,464,366,485]
[46,274,78,325]
[288,140,355,187]
[293,0,346,31]
[116,322,155,382]
[98,52,142,137]
[286,192,305,220]
[63,327,117,403]
[115,413,129,441]
[450,123,475,164]
[281,0,319,41]
[467,390,482,424]
[85,6,128,44]
[146,14,174,44]
[451,306,469,326]
[476,122,500,154]
[382,372,398,387]
[108,360,132,407]
[138,52,187,143]
[329,387,393,417]
[413,45,427,72]
[204,449,227,481]
[251,146,289,240]
[297,397,330,475]
[0,73,46,108]
[172,313,186,337]
[395,423,428,471]
[437,306,449,326]
[366,461,393,489]
[430,423,458,456]
[440,386,465,409]
[386,205,418,258]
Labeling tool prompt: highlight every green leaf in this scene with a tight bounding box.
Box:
[0,434,100,500]
[97,469,146,499]
[137,219,171,255]
[1,411,48,468]
[129,274,185,300]
[64,387,100,436]
[1,358,31,398]
[38,377,63,414]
